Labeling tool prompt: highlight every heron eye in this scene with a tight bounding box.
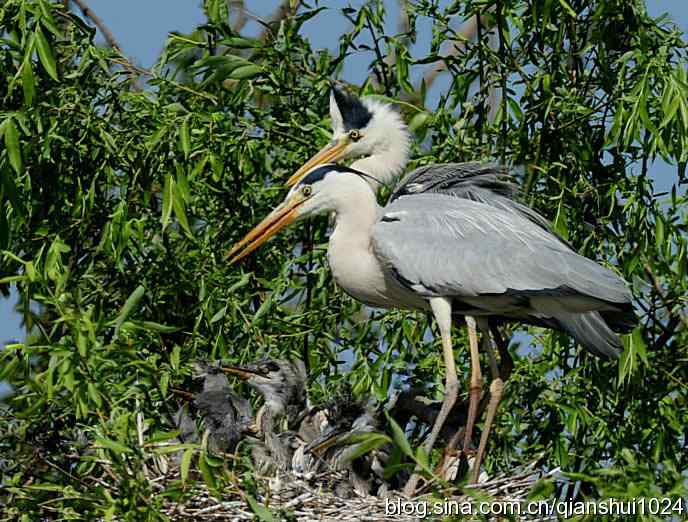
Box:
[349,129,361,142]
[301,186,312,197]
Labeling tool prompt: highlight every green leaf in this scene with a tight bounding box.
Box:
[172,181,192,235]
[618,326,647,385]
[198,452,218,494]
[139,321,179,333]
[114,285,145,335]
[180,448,194,485]
[161,174,174,231]
[415,446,429,470]
[87,382,103,408]
[386,413,413,458]
[210,305,227,324]
[527,477,556,500]
[229,64,262,80]
[339,432,391,463]
[179,116,191,159]
[22,59,35,106]
[408,112,431,133]
[34,26,59,81]
[94,436,132,454]
[4,118,23,175]
[553,197,570,240]
[219,37,260,48]
[245,494,275,522]
[557,0,577,17]
[171,345,181,370]
[251,295,274,325]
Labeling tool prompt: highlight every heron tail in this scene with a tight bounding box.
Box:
[553,311,624,359]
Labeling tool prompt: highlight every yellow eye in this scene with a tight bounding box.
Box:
[301,185,312,197]
[349,129,361,141]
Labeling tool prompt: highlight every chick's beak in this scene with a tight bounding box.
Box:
[226,193,308,264]
[221,365,258,380]
[306,429,347,456]
[286,136,350,186]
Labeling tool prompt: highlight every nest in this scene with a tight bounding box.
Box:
[159,464,560,521]
[157,359,562,520]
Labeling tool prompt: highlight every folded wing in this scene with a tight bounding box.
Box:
[372,194,632,311]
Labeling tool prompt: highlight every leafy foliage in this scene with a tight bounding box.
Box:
[0,0,686,519]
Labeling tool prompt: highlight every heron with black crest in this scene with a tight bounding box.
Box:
[226,157,636,494]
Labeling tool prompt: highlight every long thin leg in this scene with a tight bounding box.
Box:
[471,319,504,483]
[490,325,513,381]
[403,297,458,497]
[462,315,482,457]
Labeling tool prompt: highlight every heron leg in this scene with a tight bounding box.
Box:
[403,297,458,497]
[471,320,504,483]
[490,325,513,381]
[462,315,482,459]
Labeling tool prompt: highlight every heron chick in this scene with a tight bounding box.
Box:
[223,358,308,472]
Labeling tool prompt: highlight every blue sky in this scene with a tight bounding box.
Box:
[0,0,686,343]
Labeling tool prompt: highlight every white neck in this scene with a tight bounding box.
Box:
[351,145,408,190]
[330,175,380,241]
[326,175,390,308]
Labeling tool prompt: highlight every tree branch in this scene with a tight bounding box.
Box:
[65,0,144,89]
[68,0,123,54]
[644,264,688,330]
[229,0,248,33]
[421,15,480,91]
[258,0,301,42]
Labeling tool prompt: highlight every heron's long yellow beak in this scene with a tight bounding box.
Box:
[286,137,350,186]
[226,193,308,264]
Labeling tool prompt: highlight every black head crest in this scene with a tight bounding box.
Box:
[332,87,373,131]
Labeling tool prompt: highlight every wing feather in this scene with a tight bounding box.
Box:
[390,162,556,237]
[372,194,632,308]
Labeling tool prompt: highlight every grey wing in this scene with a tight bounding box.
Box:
[372,194,632,307]
[390,162,517,200]
[390,162,556,238]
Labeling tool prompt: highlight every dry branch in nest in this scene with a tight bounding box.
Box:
[158,463,560,521]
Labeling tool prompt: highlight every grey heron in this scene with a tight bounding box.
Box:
[221,358,382,490]
[226,163,636,494]
[279,88,633,489]
[282,90,556,483]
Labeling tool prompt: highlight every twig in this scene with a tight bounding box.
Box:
[171,387,195,401]
[230,0,248,33]
[644,264,688,329]
[259,0,301,42]
[68,0,123,53]
[66,0,143,89]
[365,16,390,95]
[421,16,480,90]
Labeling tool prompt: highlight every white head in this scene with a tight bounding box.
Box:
[287,88,410,187]
[227,164,376,264]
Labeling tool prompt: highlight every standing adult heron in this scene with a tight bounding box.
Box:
[281,88,628,487]
[226,164,636,494]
